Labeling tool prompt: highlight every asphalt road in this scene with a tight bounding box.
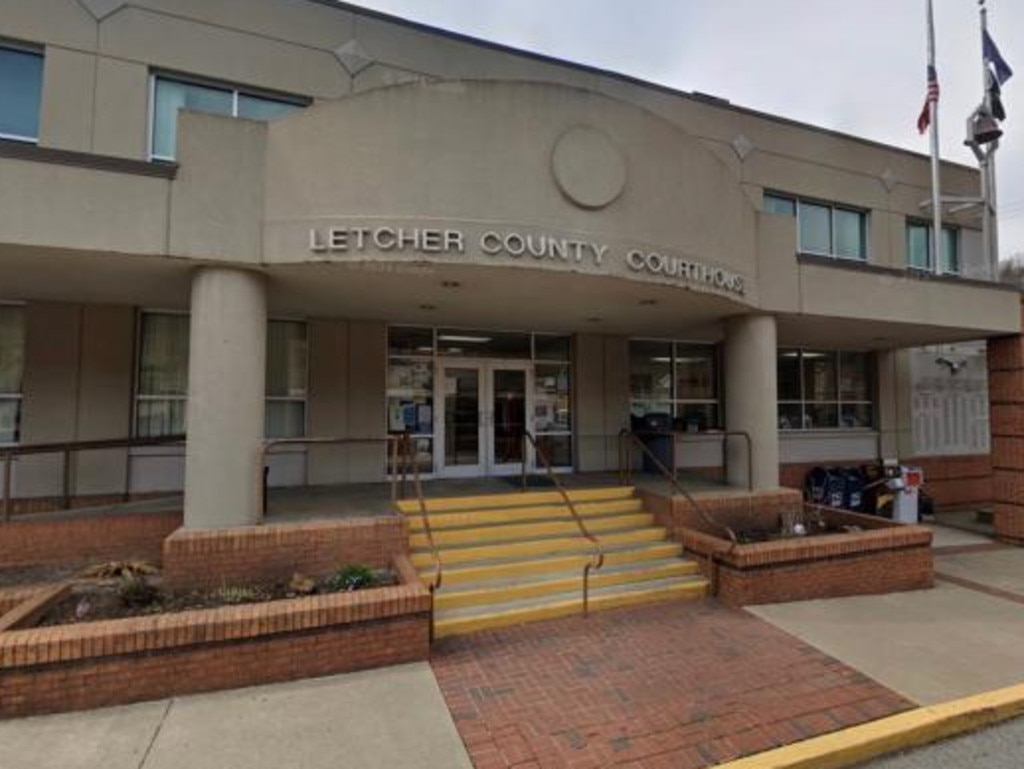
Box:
[859,717,1024,768]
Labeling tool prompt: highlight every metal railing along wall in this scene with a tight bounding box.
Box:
[620,430,754,492]
[521,430,604,616]
[1,434,185,523]
[618,429,738,545]
[257,435,408,517]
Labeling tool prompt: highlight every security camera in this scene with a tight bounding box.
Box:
[935,356,967,374]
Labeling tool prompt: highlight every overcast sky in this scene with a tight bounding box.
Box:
[346,0,1024,262]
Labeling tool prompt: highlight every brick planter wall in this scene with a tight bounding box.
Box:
[162,517,407,592]
[0,556,430,718]
[0,511,182,568]
[642,488,934,606]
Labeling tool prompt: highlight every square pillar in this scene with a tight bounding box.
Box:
[724,314,779,489]
[183,267,267,529]
[989,320,1024,543]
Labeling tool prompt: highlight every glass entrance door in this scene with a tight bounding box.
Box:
[437,361,532,477]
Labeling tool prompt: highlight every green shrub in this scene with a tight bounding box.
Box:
[324,564,379,592]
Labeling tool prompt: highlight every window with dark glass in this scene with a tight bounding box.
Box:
[777,349,874,430]
[906,221,960,274]
[151,75,306,160]
[764,192,867,261]
[0,45,43,142]
[629,340,720,431]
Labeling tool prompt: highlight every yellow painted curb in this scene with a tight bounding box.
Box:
[715,682,1024,769]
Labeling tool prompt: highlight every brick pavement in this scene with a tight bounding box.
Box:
[430,602,912,769]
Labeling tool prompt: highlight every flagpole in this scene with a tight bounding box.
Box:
[927,0,943,276]
[979,0,998,275]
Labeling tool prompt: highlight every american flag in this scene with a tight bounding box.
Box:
[917,65,940,134]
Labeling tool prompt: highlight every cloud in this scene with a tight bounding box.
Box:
[347,0,1024,257]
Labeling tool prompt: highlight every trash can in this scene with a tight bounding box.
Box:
[804,466,830,504]
[632,412,674,473]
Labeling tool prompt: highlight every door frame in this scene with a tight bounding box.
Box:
[434,357,534,478]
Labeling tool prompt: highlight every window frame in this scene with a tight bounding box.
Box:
[264,318,310,440]
[628,338,722,431]
[906,219,961,275]
[764,191,870,262]
[777,348,876,432]
[0,301,26,446]
[0,40,44,144]
[132,310,311,439]
[147,71,310,161]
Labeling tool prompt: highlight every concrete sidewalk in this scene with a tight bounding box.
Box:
[0,663,472,769]
[750,525,1024,706]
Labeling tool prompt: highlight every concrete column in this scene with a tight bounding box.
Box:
[876,349,914,460]
[183,267,266,529]
[724,314,779,489]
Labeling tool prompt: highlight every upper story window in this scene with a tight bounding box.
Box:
[134,311,309,438]
[777,349,875,431]
[150,75,307,160]
[764,192,868,261]
[0,304,25,444]
[0,44,43,143]
[629,340,720,432]
[907,221,960,275]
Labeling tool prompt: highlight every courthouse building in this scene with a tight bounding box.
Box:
[0,0,1018,531]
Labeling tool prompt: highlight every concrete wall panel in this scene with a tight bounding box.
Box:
[91,57,150,159]
[38,46,96,153]
[307,318,350,485]
[347,320,386,482]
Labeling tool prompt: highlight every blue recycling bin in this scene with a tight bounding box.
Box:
[632,413,674,473]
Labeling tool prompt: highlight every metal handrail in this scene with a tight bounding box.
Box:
[1,434,185,522]
[619,429,738,544]
[257,435,408,518]
[626,429,754,492]
[402,434,442,598]
[521,430,604,616]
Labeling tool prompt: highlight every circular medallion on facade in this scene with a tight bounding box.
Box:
[551,126,627,209]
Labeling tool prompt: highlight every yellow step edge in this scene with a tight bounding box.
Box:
[424,542,685,587]
[434,581,706,639]
[435,562,696,610]
[396,486,635,514]
[409,513,655,548]
[410,527,666,568]
[406,499,644,529]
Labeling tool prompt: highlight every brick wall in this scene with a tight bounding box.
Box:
[162,517,408,591]
[713,546,934,606]
[0,561,430,718]
[989,305,1024,543]
[0,511,181,568]
[5,493,175,517]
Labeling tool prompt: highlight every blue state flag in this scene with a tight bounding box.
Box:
[984,29,1014,85]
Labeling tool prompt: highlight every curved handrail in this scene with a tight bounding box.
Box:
[619,429,738,545]
[521,430,604,615]
[402,434,443,597]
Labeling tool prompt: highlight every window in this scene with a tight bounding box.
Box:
[0,305,25,444]
[134,312,308,438]
[629,340,720,431]
[150,75,306,160]
[907,222,960,274]
[764,192,868,261]
[265,321,308,438]
[135,312,189,438]
[778,349,874,431]
[0,44,43,142]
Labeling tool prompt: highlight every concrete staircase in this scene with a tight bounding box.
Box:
[396,486,707,638]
